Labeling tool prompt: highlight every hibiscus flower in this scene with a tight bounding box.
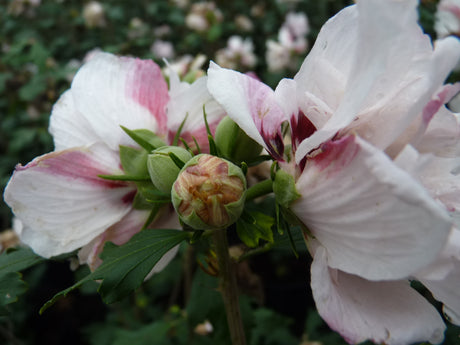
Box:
[207,0,460,343]
[4,52,225,271]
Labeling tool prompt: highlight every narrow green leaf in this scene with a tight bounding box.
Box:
[121,126,159,152]
[168,152,186,170]
[172,113,188,146]
[40,229,189,313]
[203,105,212,137]
[208,134,218,156]
[98,174,150,181]
[192,136,201,154]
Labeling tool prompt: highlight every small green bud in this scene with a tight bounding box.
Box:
[273,169,301,208]
[147,146,193,194]
[215,116,262,162]
[172,154,247,230]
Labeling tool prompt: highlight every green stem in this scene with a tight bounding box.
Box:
[245,179,273,201]
[212,230,247,345]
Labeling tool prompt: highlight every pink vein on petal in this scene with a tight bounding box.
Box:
[124,58,170,134]
[18,150,131,190]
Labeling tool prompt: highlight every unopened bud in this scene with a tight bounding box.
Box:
[147,146,192,194]
[172,154,246,230]
[215,116,262,162]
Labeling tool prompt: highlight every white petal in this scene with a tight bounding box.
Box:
[311,247,446,345]
[3,144,134,258]
[49,91,100,151]
[71,52,170,150]
[420,265,460,326]
[417,228,460,325]
[294,135,451,280]
[295,1,460,163]
[207,62,287,159]
[167,75,225,150]
[416,106,460,157]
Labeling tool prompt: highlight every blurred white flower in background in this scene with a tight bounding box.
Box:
[215,36,257,70]
[266,11,309,72]
[83,1,106,28]
[435,0,460,38]
[235,15,254,32]
[185,2,223,32]
[151,40,175,59]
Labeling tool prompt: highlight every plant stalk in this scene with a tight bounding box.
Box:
[212,230,247,345]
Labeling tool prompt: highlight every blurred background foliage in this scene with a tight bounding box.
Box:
[1,0,459,344]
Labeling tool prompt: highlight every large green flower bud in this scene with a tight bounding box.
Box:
[215,116,262,162]
[147,146,193,194]
[172,154,247,230]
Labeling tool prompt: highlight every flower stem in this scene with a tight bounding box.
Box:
[245,179,273,201]
[212,230,247,345]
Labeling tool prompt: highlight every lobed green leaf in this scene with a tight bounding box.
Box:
[40,229,189,313]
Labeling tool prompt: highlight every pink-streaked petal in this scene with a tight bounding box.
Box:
[385,84,460,158]
[71,52,169,150]
[294,135,451,280]
[79,207,181,274]
[3,144,134,258]
[167,74,225,151]
[49,90,100,151]
[311,246,446,345]
[207,62,287,160]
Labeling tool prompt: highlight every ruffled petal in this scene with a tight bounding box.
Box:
[295,1,460,163]
[311,246,446,345]
[70,52,170,150]
[207,62,287,160]
[49,90,100,151]
[294,135,451,280]
[3,144,135,258]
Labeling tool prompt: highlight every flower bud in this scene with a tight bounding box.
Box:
[172,154,246,230]
[215,116,262,162]
[147,146,192,194]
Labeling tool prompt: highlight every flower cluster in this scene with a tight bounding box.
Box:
[3,0,460,344]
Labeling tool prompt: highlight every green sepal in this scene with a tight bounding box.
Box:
[132,181,170,210]
[119,145,149,177]
[215,116,263,162]
[273,169,301,208]
[40,229,190,313]
[147,146,193,194]
[120,126,166,152]
[236,210,274,248]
